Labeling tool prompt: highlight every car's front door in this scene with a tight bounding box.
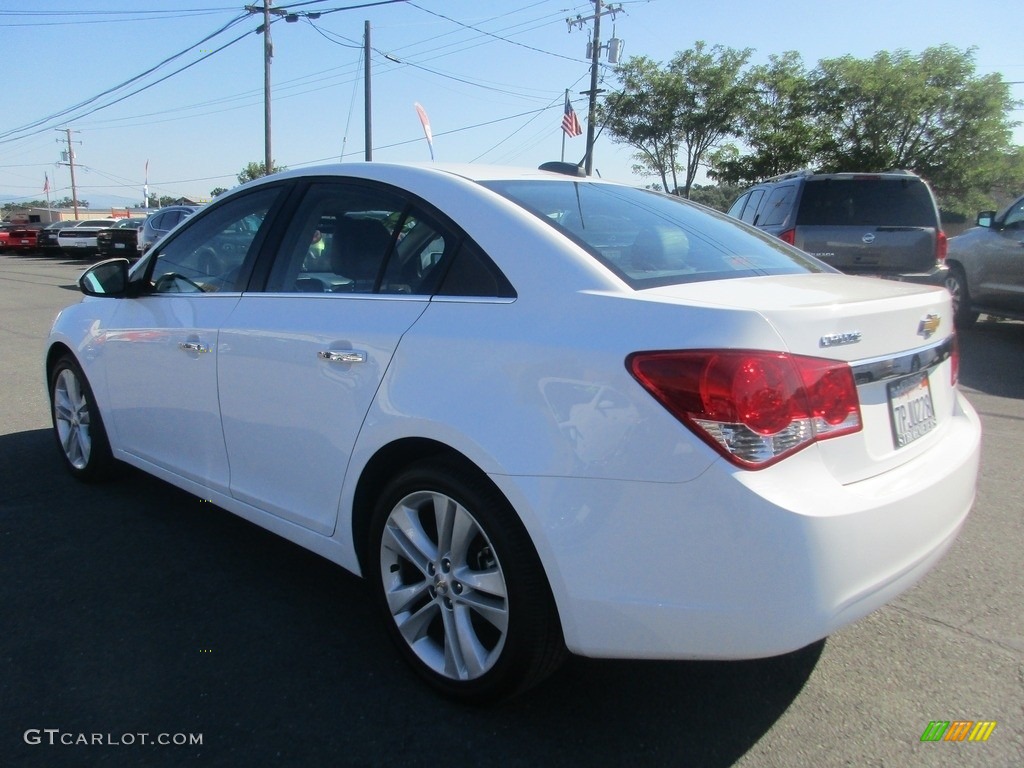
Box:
[217,180,456,535]
[977,198,1024,313]
[102,187,284,492]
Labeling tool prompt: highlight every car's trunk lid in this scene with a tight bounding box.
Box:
[644,273,958,484]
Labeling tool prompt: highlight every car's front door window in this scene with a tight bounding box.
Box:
[149,190,280,293]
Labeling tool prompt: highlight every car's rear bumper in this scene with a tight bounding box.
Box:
[494,390,980,660]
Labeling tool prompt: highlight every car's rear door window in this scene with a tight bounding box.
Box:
[266,181,492,297]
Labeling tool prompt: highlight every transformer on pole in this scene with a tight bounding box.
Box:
[567,2,624,176]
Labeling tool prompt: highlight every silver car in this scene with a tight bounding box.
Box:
[138,204,201,254]
[945,193,1024,327]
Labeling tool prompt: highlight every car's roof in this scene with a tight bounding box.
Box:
[249,162,615,188]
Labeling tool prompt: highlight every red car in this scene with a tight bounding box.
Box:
[6,225,40,252]
[0,225,11,250]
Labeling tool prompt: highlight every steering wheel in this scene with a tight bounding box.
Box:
[154,272,206,293]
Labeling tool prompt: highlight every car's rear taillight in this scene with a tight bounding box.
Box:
[778,228,796,246]
[627,350,862,469]
[936,230,948,263]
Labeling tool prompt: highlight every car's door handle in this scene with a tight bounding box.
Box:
[318,350,367,364]
[178,341,211,354]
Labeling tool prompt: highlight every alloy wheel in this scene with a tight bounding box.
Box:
[379,489,509,681]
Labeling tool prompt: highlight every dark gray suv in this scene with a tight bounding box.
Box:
[727,170,947,286]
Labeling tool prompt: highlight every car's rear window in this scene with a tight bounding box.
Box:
[796,178,936,227]
[480,180,828,289]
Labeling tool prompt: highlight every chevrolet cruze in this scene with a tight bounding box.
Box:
[46,163,981,702]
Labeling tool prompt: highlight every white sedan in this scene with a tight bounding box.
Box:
[46,163,980,702]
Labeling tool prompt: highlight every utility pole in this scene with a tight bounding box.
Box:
[583,5,601,176]
[246,0,288,174]
[56,128,82,220]
[567,2,624,176]
[245,2,321,173]
[262,0,273,174]
[364,20,372,161]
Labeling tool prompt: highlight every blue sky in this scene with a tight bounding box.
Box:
[1,0,1021,209]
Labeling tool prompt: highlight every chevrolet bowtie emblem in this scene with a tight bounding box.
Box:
[918,313,941,338]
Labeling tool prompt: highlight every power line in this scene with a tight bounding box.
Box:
[407,2,583,63]
[0,12,252,143]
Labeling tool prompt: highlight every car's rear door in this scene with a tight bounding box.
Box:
[217,180,456,535]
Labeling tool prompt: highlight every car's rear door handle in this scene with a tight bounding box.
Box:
[178,341,211,353]
[318,350,367,364]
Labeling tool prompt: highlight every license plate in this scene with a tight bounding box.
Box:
[74,241,86,247]
[114,243,125,249]
[887,372,937,448]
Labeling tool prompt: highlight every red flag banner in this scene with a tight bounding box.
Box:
[414,102,434,161]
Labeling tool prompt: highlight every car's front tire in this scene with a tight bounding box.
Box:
[369,457,565,702]
[49,354,116,481]
[945,265,978,329]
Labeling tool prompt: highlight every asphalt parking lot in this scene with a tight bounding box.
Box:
[1,250,1021,767]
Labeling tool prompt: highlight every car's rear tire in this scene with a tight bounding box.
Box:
[945,266,978,329]
[49,354,116,481]
[369,457,565,703]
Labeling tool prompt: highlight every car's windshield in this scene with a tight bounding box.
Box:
[480,180,828,289]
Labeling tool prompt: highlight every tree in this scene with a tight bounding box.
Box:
[710,51,820,185]
[810,45,1020,212]
[237,161,287,185]
[687,183,744,212]
[54,197,87,209]
[667,42,753,198]
[602,43,751,197]
[600,56,684,195]
[140,195,182,209]
[210,186,228,198]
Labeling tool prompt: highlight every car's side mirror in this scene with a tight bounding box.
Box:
[976,211,996,228]
[79,258,130,297]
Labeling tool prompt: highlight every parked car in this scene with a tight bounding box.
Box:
[5,224,42,253]
[944,193,1024,328]
[138,205,201,254]
[56,219,118,256]
[0,224,12,250]
[97,217,147,259]
[47,162,980,702]
[727,170,948,286]
[37,220,80,256]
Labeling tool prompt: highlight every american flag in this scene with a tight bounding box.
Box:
[562,97,582,138]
